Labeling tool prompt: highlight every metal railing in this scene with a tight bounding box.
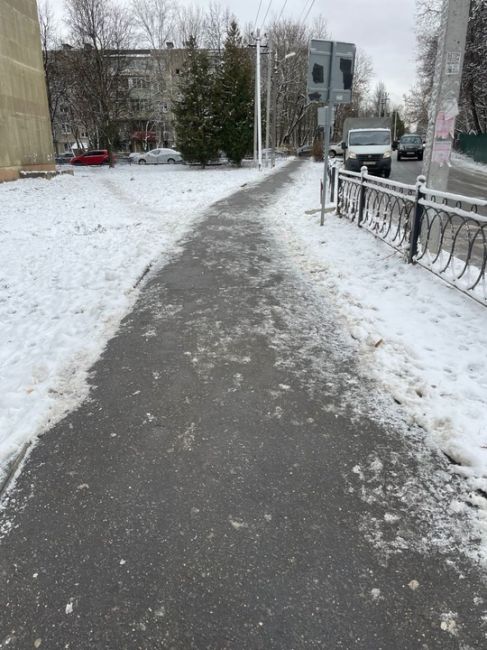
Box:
[336,166,487,305]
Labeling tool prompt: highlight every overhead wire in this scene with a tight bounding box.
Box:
[301,0,316,25]
[276,0,289,23]
[261,0,274,29]
[297,0,313,24]
[254,0,264,31]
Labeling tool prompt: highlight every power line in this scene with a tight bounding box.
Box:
[276,0,289,23]
[261,0,273,28]
[254,0,264,30]
[298,0,313,24]
[301,0,316,25]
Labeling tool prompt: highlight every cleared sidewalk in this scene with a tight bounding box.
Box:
[1,161,486,649]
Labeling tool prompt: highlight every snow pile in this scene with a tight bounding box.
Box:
[263,161,487,501]
[452,151,487,175]
[0,162,279,481]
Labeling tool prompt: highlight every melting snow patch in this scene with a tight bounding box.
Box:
[440,612,458,635]
[229,517,248,531]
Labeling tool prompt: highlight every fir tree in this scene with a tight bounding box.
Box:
[215,22,254,166]
[174,36,220,167]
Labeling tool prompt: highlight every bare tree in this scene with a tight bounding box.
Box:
[406,0,487,140]
[203,1,233,52]
[458,0,487,134]
[38,1,61,126]
[371,81,389,117]
[269,18,331,148]
[132,0,174,50]
[65,0,133,161]
[175,4,205,47]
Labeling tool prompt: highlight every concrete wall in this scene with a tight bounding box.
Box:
[0,0,54,181]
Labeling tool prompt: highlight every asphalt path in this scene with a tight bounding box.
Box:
[1,160,486,649]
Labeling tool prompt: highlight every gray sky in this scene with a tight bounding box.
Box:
[47,0,418,105]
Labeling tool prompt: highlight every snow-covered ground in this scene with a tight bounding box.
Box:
[0,162,280,483]
[263,161,487,539]
[452,151,487,175]
[3,158,486,530]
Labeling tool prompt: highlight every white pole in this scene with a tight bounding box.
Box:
[254,72,258,164]
[256,29,263,171]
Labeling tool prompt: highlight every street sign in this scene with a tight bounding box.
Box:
[307,40,356,104]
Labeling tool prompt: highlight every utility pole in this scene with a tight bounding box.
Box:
[423,0,470,191]
[255,29,263,171]
[254,72,258,164]
[250,30,263,169]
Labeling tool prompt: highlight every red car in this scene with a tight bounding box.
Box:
[70,149,110,166]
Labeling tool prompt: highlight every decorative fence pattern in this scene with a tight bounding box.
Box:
[335,166,487,306]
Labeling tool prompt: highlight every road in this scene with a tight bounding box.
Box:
[1,160,486,648]
[389,153,486,201]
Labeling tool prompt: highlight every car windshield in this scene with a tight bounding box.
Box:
[400,136,422,144]
[349,131,390,146]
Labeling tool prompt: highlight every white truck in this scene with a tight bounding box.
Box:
[341,117,392,178]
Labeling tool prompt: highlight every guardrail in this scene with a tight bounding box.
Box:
[336,166,487,306]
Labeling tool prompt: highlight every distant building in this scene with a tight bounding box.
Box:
[48,47,188,154]
[0,0,55,181]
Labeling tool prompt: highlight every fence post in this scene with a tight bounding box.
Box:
[336,170,342,216]
[330,166,336,203]
[408,174,426,263]
[357,165,367,226]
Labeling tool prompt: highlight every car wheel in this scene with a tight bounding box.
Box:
[167,158,176,164]
[329,150,336,158]
[138,159,146,165]
[418,154,423,161]
[397,154,401,161]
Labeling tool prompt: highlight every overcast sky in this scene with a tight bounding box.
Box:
[46,0,418,105]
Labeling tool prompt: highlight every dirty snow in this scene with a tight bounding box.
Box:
[0,162,281,483]
[452,152,487,175]
[262,160,487,549]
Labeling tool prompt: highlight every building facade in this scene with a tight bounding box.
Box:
[0,0,54,181]
[50,47,188,155]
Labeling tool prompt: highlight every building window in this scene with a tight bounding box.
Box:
[61,123,71,134]
[128,77,147,89]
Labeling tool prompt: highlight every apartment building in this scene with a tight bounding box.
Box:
[0,0,54,180]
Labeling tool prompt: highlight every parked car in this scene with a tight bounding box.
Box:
[328,142,344,158]
[296,144,313,157]
[397,134,424,161]
[130,148,183,165]
[70,149,110,166]
[55,152,74,164]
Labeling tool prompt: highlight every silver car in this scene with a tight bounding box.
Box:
[131,148,183,165]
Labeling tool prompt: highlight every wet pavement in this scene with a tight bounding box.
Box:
[1,160,486,649]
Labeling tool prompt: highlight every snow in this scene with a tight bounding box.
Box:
[452,152,487,175]
[262,161,487,543]
[3,156,487,562]
[0,162,281,483]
